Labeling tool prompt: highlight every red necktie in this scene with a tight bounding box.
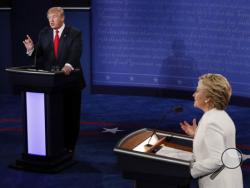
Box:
[54,30,59,58]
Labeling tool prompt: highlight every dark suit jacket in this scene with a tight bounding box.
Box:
[36,25,85,89]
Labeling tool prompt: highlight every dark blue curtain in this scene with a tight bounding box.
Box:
[11,0,52,67]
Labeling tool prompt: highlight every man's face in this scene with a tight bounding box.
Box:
[47,11,64,29]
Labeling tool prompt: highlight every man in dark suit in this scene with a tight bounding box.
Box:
[23,7,85,154]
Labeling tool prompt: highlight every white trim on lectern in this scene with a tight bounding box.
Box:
[26,92,46,156]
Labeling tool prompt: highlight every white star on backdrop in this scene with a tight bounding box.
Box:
[102,127,124,134]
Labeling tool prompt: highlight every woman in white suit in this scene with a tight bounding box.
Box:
[180,73,243,188]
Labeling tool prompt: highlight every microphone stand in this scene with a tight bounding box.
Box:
[33,31,42,70]
[33,45,38,70]
[145,105,184,148]
[145,129,156,147]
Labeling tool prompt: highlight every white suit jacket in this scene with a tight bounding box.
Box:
[191,108,243,188]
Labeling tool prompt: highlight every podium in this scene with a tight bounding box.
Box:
[5,66,82,173]
[114,128,193,188]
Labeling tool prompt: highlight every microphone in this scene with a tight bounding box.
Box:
[145,129,156,147]
[173,105,183,113]
[33,31,43,70]
[145,105,184,148]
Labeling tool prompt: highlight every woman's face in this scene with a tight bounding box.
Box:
[193,81,209,111]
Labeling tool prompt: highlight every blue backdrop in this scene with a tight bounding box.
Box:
[91,0,250,98]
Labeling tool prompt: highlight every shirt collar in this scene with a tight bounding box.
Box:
[54,24,65,37]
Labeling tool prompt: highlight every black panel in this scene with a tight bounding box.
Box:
[0,0,11,7]
[51,0,90,7]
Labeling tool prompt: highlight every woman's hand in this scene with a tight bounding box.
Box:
[180,118,197,137]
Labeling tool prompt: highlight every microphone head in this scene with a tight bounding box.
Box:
[144,143,153,150]
[173,106,183,113]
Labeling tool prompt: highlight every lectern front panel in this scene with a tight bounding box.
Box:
[26,92,46,156]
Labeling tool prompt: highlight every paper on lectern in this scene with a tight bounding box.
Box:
[156,146,193,161]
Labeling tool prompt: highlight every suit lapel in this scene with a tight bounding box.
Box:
[58,27,68,62]
[48,29,55,60]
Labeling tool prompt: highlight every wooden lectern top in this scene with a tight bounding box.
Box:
[118,128,192,152]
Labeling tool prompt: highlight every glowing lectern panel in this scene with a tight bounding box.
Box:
[26,92,46,156]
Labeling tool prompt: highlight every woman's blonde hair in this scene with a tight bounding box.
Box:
[199,73,232,110]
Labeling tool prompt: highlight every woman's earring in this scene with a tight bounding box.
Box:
[205,99,209,103]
